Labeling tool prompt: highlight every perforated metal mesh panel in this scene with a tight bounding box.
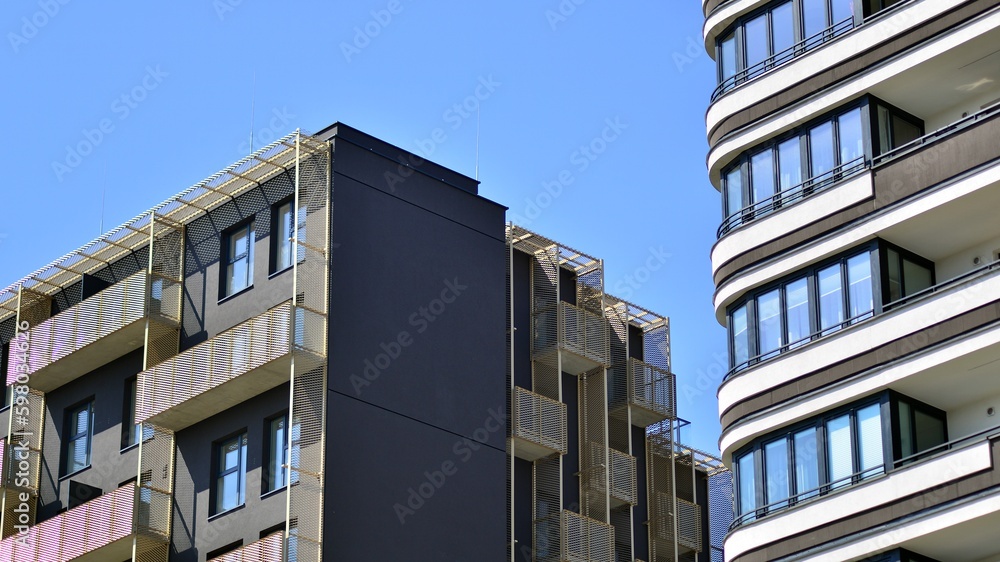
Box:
[208,531,284,561]
[285,132,331,562]
[708,470,733,562]
[563,510,615,562]
[534,456,562,562]
[1,388,45,538]
[647,424,677,562]
[580,368,609,523]
[514,386,568,456]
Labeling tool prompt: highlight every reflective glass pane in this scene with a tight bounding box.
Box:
[231,226,248,258]
[218,471,239,512]
[877,106,893,154]
[794,428,819,499]
[914,410,946,453]
[810,121,836,181]
[751,149,776,206]
[726,167,743,218]
[732,305,749,369]
[847,253,874,321]
[757,289,782,358]
[832,0,854,24]
[857,403,884,478]
[764,439,790,509]
[887,249,902,303]
[737,452,757,516]
[277,202,293,270]
[778,137,802,193]
[745,14,769,77]
[772,3,795,63]
[223,440,240,469]
[720,34,737,81]
[892,115,922,148]
[802,0,828,44]
[818,264,844,333]
[269,416,287,491]
[785,278,810,347]
[902,259,933,297]
[826,414,852,489]
[838,108,864,167]
[898,401,913,459]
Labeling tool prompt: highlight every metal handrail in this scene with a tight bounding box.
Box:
[717,156,867,238]
[728,422,1000,532]
[711,18,853,102]
[872,101,1000,167]
[724,258,1000,382]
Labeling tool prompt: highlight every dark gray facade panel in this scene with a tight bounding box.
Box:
[329,136,505,238]
[180,174,296,350]
[562,372,580,512]
[171,384,290,562]
[632,424,650,561]
[326,172,507,449]
[37,348,144,523]
[513,457,533,562]
[512,249,533,391]
[324,390,507,562]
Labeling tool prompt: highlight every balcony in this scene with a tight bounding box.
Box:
[535,510,614,562]
[510,386,567,461]
[651,494,703,555]
[208,531,283,561]
[611,358,677,427]
[608,448,637,508]
[534,302,609,375]
[724,427,1000,561]
[4,271,180,392]
[137,300,325,431]
[0,484,170,562]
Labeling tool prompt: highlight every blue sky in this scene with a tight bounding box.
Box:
[0,1,725,453]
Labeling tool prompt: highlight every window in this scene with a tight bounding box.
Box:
[727,243,888,371]
[272,201,306,273]
[264,413,301,494]
[719,98,922,236]
[732,392,947,525]
[714,0,855,94]
[214,432,248,514]
[223,221,255,297]
[881,245,934,306]
[122,378,140,449]
[63,401,94,475]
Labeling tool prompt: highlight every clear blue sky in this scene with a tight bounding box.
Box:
[0,1,725,453]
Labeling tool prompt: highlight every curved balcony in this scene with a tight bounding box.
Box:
[510,386,567,461]
[0,484,170,562]
[4,271,180,392]
[725,426,1000,561]
[137,300,326,431]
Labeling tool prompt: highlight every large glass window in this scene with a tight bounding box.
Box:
[215,433,248,514]
[122,377,140,449]
[838,108,865,166]
[793,428,819,500]
[895,394,947,463]
[273,201,307,273]
[875,103,923,155]
[714,0,855,94]
[857,403,884,478]
[727,241,936,372]
[737,452,757,518]
[224,222,255,297]
[777,137,803,194]
[809,121,836,180]
[265,413,301,494]
[64,401,93,475]
[725,167,744,221]
[764,438,790,509]
[826,414,852,489]
[751,149,776,209]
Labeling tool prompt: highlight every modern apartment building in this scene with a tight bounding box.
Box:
[703,0,1000,560]
[0,123,728,561]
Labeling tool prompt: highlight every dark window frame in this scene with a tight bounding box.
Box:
[263,411,289,495]
[61,398,95,477]
[720,95,923,234]
[210,429,249,516]
[219,217,256,301]
[121,376,140,450]
[878,242,936,308]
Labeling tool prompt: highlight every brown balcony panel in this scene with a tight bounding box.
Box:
[510,386,568,461]
[138,301,325,431]
[208,531,284,561]
[608,448,638,508]
[562,510,615,562]
[0,484,169,562]
[651,495,703,555]
[5,271,179,393]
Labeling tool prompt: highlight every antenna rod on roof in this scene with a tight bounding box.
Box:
[100,160,107,234]
[475,102,481,181]
[249,70,257,154]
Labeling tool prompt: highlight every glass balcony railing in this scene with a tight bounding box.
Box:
[137,300,326,431]
[4,271,181,392]
[511,386,567,462]
[0,484,169,561]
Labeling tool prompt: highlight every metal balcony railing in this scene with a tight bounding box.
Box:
[617,358,676,425]
[556,510,614,562]
[4,271,181,392]
[208,531,283,562]
[137,300,326,431]
[608,448,637,507]
[0,484,170,561]
[711,18,854,102]
[534,302,610,374]
[717,156,867,238]
[511,386,568,461]
[652,495,702,554]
